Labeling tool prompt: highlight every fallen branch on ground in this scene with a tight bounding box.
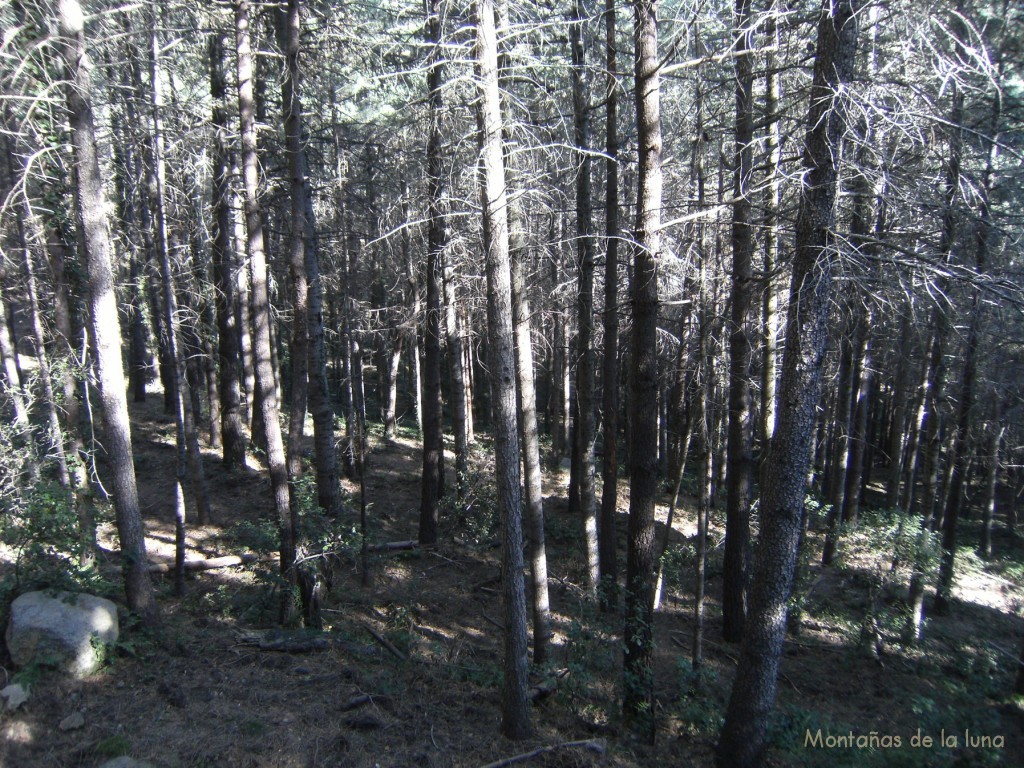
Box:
[528,668,570,703]
[363,623,408,661]
[366,540,419,553]
[235,630,336,653]
[477,739,606,768]
[148,553,258,573]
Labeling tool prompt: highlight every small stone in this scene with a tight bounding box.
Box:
[59,711,85,731]
[1,683,29,711]
[343,713,382,730]
[293,666,312,675]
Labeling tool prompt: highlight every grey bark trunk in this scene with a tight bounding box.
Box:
[234,0,296,620]
[723,0,755,643]
[420,0,447,545]
[716,3,859,764]
[598,0,620,612]
[58,0,158,622]
[475,0,530,738]
[623,0,662,726]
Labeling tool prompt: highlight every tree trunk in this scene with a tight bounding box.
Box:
[623,0,662,726]
[279,0,338,517]
[234,0,296,620]
[58,0,158,623]
[716,3,859,764]
[904,73,964,641]
[598,0,620,613]
[149,19,210,537]
[570,0,599,598]
[723,0,755,643]
[933,81,997,615]
[822,333,854,565]
[209,31,246,469]
[981,411,1002,560]
[760,7,781,450]
[509,210,551,666]
[419,0,447,545]
[475,0,531,739]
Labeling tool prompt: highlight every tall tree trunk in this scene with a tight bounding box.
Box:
[58,0,157,623]
[570,0,599,599]
[149,19,210,536]
[822,331,854,565]
[933,80,997,615]
[475,0,530,739]
[904,73,964,641]
[723,0,755,643]
[209,31,247,469]
[234,0,296,620]
[420,0,447,545]
[716,3,859,764]
[276,2,310,494]
[623,0,662,726]
[598,0,620,612]
[760,4,781,450]
[981,409,1002,560]
[278,0,338,517]
[509,211,552,666]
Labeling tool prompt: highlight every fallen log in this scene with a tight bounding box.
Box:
[366,540,419,553]
[477,739,606,768]
[148,553,258,574]
[236,630,335,653]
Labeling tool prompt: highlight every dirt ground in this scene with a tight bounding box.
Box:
[3,395,1024,767]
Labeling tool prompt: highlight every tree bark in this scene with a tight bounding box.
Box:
[568,0,599,599]
[598,0,620,613]
[723,0,755,643]
[716,2,859,764]
[419,0,447,545]
[234,0,296,620]
[58,0,158,623]
[623,0,662,725]
[209,31,247,469]
[475,0,530,739]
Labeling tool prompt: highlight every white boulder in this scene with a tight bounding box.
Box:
[5,591,119,678]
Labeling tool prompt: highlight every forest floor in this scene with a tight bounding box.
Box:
[3,394,1024,767]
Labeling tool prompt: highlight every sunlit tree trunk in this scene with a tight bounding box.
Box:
[569,0,599,599]
[598,0,620,612]
[58,0,157,622]
[234,0,296,620]
[623,0,662,725]
[717,2,859,764]
[475,0,530,738]
[723,0,755,643]
[279,0,338,516]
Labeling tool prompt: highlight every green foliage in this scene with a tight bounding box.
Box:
[673,658,721,737]
[442,469,500,546]
[94,734,131,759]
[0,473,115,605]
[660,541,695,592]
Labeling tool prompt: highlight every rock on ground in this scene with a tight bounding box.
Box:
[5,591,119,678]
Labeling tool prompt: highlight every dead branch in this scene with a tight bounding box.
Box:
[148,553,258,573]
[477,739,606,768]
[363,623,408,661]
[528,668,570,703]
